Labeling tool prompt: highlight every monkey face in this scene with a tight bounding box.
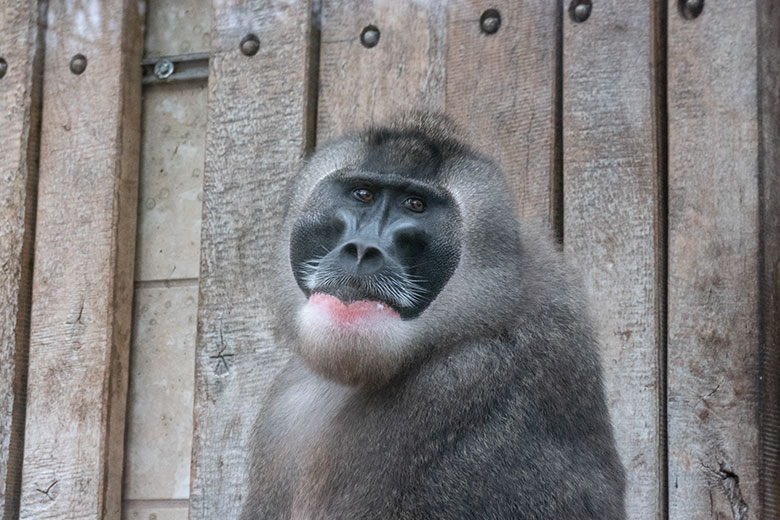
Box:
[273,114,524,387]
[289,171,461,320]
[285,144,461,386]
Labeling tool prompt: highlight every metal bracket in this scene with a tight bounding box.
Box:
[141,52,209,85]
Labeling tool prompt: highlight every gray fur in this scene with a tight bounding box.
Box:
[241,113,626,519]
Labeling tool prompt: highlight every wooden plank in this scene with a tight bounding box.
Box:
[0,1,44,517]
[562,1,661,518]
[18,0,143,518]
[319,0,557,224]
[188,1,314,518]
[445,0,559,228]
[756,3,780,517]
[316,0,446,140]
[667,2,780,518]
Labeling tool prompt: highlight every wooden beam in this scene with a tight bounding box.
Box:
[756,1,780,516]
[445,0,560,230]
[188,1,314,518]
[562,1,662,518]
[316,0,446,140]
[667,1,780,518]
[0,1,44,517]
[318,0,559,225]
[18,0,143,518]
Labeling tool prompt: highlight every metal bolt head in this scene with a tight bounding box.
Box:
[240,34,260,56]
[679,0,704,20]
[480,9,501,35]
[0,58,7,79]
[70,54,87,75]
[154,59,174,80]
[360,25,380,48]
[569,0,592,23]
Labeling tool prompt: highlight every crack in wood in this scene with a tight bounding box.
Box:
[35,480,57,501]
[210,324,234,375]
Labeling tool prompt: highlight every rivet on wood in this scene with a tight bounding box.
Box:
[569,0,592,23]
[69,54,87,75]
[360,25,380,49]
[240,34,260,56]
[153,58,174,80]
[0,58,7,79]
[479,9,501,35]
[679,0,704,20]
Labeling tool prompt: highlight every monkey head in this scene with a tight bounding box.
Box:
[271,114,525,387]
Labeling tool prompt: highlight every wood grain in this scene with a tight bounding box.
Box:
[667,1,779,518]
[317,0,447,140]
[445,0,559,228]
[188,1,314,518]
[756,2,780,516]
[18,1,143,518]
[0,1,44,518]
[562,1,662,518]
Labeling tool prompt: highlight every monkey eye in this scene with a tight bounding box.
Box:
[404,197,425,213]
[353,188,374,203]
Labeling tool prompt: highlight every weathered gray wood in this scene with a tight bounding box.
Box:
[562,1,661,518]
[0,1,44,518]
[18,1,143,518]
[317,0,447,140]
[446,0,559,228]
[319,0,557,224]
[188,1,314,518]
[668,1,780,518]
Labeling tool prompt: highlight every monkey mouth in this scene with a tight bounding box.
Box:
[298,260,429,319]
[307,292,401,324]
[313,284,392,307]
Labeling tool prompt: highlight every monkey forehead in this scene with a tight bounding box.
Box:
[289,114,506,210]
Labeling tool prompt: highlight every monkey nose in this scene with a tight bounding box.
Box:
[337,240,386,275]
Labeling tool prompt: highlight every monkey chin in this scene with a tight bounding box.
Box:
[295,293,415,388]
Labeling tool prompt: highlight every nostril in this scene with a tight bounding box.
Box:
[342,242,359,259]
[361,246,382,262]
[337,241,385,274]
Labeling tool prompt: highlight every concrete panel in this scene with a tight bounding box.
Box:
[144,0,211,57]
[123,503,189,520]
[124,285,197,500]
[135,83,207,281]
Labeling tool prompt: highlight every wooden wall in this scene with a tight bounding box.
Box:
[0,1,777,519]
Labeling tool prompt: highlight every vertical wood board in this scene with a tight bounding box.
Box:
[19,1,143,518]
[562,1,661,518]
[756,1,780,516]
[667,1,776,518]
[189,1,313,518]
[445,0,559,228]
[317,0,447,141]
[0,1,44,518]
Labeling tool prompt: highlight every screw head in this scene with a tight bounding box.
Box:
[679,0,704,19]
[70,54,87,75]
[154,59,174,80]
[240,34,260,56]
[569,0,592,23]
[0,58,7,79]
[479,9,501,35]
[360,25,380,48]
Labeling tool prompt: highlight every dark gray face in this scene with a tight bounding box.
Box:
[289,168,461,320]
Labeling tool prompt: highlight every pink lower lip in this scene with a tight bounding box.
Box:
[308,293,400,324]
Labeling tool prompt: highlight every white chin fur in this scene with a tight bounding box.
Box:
[295,302,416,387]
